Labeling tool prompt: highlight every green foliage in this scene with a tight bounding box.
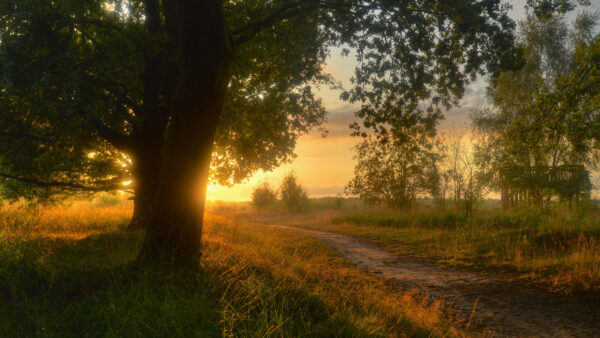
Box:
[472,11,599,200]
[0,0,520,201]
[0,0,329,198]
[347,133,442,210]
[251,182,277,211]
[526,0,591,20]
[338,0,518,141]
[279,172,308,212]
[550,28,600,153]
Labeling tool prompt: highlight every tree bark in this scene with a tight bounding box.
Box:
[128,192,150,230]
[137,0,232,265]
[128,138,163,231]
[127,162,157,230]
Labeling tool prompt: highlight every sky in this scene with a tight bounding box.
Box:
[206,0,600,202]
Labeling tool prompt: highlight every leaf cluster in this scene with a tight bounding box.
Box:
[0,0,523,200]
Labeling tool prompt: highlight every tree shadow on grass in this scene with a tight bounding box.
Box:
[0,231,385,337]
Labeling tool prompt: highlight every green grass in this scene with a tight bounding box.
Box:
[331,208,600,293]
[0,203,456,336]
[337,212,468,229]
[244,205,600,294]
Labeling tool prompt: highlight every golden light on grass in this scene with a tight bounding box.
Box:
[0,202,457,336]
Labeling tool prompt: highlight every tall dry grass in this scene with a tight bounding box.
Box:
[0,202,459,336]
[317,208,600,293]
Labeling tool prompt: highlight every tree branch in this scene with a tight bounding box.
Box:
[233,1,309,46]
[0,172,122,192]
[74,103,134,152]
[90,119,134,152]
[231,1,433,47]
[0,130,55,143]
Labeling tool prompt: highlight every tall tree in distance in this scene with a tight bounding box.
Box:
[0,0,524,265]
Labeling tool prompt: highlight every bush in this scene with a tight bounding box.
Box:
[251,182,277,211]
[280,172,308,212]
[94,193,123,207]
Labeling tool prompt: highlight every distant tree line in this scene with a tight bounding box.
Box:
[252,172,308,212]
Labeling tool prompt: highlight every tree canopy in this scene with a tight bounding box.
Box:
[0,0,331,199]
[0,0,533,262]
[0,0,520,198]
[472,10,599,192]
[347,132,442,209]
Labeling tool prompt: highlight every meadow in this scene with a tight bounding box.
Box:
[243,199,600,295]
[0,201,457,337]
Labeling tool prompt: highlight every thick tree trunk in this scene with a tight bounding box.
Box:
[128,192,151,230]
[128,144,162,230]
[128,169,156,230]
[137,0,231,265]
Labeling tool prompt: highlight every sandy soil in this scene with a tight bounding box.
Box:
[270,225,600,337]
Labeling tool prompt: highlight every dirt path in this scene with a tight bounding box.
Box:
[271,225,600,337]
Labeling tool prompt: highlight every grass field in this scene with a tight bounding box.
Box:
[0,202,458,336]
[243,204,600,294]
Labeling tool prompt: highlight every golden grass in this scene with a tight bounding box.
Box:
[0,202,462,336]
[204,211,458,337]
[0,202,131,240]
[242,207,600,294]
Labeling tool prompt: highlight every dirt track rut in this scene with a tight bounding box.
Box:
[271,225,600,337]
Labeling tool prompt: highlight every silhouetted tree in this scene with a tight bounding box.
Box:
[280,172,308,212]
[251,182,277,211]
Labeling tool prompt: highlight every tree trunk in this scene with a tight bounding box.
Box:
[128,192,151,230]
[128,165,157,230]
[137,0,232,265]
[128,141,163,230]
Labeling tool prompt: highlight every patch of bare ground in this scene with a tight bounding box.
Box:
[270,225,600,337]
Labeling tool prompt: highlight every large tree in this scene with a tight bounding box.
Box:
[0,0,521,264]
[472,10,598,194]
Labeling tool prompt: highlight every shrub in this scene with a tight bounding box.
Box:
[251,182,277,211]
[94,193,123,207]
[280,172,308,212]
